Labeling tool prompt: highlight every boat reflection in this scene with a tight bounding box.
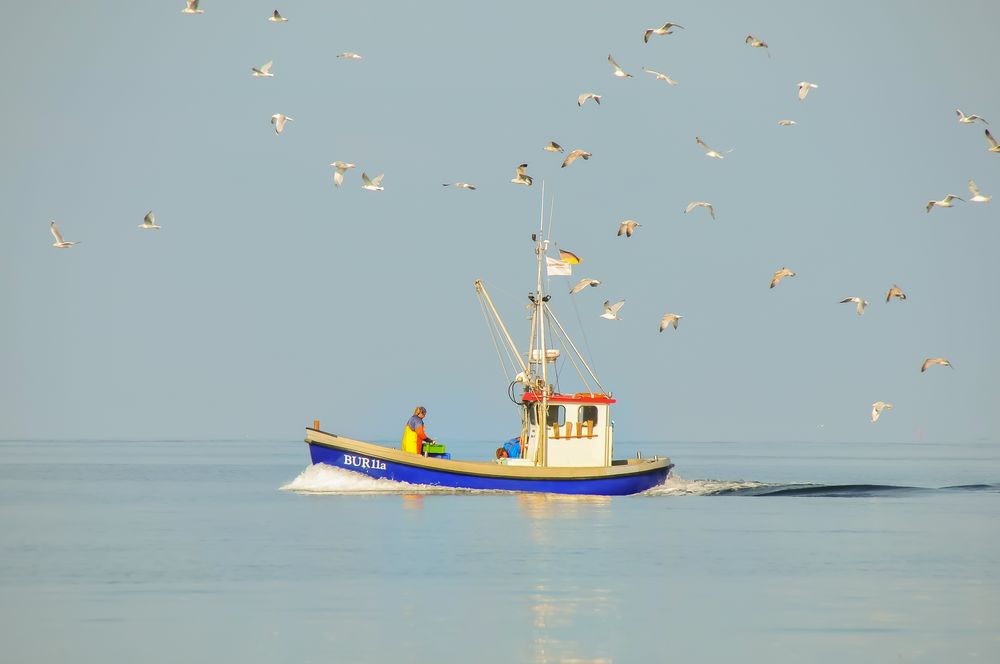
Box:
[528,583,615,664]
[400,494,424,510]
[516,493,612,520]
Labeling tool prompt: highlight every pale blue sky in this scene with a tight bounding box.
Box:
[2,1,998,444]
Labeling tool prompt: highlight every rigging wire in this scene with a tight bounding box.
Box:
[477,289,513,384]
[567,287,600,383]
[545,307,589,390]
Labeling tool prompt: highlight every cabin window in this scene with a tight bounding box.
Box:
[526,404,566,426]
[578,405,598,427]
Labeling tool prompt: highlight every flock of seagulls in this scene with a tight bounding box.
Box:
[47,3,984,428]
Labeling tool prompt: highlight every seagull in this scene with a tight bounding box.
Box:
[968,180,991,203]
[770,267,795,289]
[871,401,893,423]
[797,81,818,100]
[745,35,769,49]
[182,0,204,14]
[577,93,601,107]
[840,296,869,316]
[777,120,797,126]
[251,60,274,77]
[956,109,988,125]
[600,300,625,320]
[570,278,601,295]
[885,284,906,302]
[330,161,356,187]
[270,113,293,134]
[544,141,564,153]
[50,221,79,248]
[696,136,732,159]
[684,201,715,220]
[139,211,161,230]
[643,68,678,86]
[921,357,953,372]
[644,22,684,43]
[986,129,1000,153]
[608,54,632,78]
[617,220,641,237]
[268,10,287,22]
[361,172,384,192]
[511,163,533,186]
[925,194,963,212]
[561,149,592,168]
[443,182,476,190]
[658,313,683,332]
[337,52,362,60]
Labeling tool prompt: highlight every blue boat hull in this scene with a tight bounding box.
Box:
[306,435,672,496]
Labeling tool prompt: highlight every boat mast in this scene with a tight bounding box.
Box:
[535,184,549,466]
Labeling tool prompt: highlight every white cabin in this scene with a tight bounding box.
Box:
[521,392,615,467]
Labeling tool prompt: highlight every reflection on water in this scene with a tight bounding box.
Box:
[514,495,617,663]
[401,494,424,509]
[529,583,614,664]
[516,493,612,520]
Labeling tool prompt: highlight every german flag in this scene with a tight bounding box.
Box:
[558,249,582,264]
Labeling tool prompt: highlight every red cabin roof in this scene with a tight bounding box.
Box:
[521,391,616,404]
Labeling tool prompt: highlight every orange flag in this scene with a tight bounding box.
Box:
[558,249,582,264]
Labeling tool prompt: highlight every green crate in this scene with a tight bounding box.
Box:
[423,443,446,455]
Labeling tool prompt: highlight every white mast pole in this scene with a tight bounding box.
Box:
[536,183,549,467]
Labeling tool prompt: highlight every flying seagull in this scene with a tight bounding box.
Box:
[797,81,818,100]
[777,119,797,126]
[658,313,682,332]
[840,296,869,316]
[921,357,953,372]
[50,221,79,248]
[330,161,356,187]
[956,109,987,125]
[561,149,592,168]
[696,136,732,159]
[570,278,601,295]
[608,54,632,78]
[182,0,204,14]
[443,182,476,190]
[643,68,678,86]
[511,163,533,186]
[617,220,641,237]
[968,180,991,203]
[986,129,1000,153]
[270,113,293,134]
[885,285,906,302]
[268,10,287,22]
[544,141,564,153]
[600,299,625,320]
[925,194,963,212]
[871,401,893,423]
[644,22,684,43]
[139,211,161,230]
[337,52,363,60]
[770,267,795,289]
[577,92,601,107]
[684,201,715,220]
[252,60,274,77]
[361,172,384,192]
[745,35,769,49]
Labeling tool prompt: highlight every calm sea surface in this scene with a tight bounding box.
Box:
[1,439,998,663]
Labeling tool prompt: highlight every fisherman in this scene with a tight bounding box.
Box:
[495,435,521,459]
[401,406,434,454]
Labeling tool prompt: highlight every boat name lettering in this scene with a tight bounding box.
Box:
[343,454,387,471]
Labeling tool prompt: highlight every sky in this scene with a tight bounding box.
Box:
[1,1,998,445]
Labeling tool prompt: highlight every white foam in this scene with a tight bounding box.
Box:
[642,472,769,496]
[280,463,458,494]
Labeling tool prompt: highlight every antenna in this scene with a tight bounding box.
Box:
[546,197,556,241]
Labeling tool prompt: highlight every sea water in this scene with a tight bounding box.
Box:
[0,439,997,663]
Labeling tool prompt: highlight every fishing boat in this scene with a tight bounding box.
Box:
[304,210,673,496]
